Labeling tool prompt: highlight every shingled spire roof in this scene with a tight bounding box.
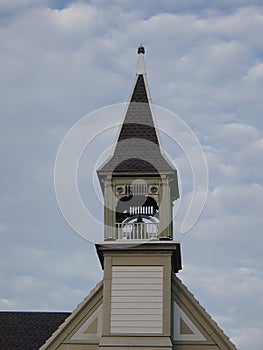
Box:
[98,46,178,191]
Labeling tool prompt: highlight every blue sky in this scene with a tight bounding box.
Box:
[0,1,263,349]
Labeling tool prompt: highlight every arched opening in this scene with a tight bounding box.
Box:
[115,195,159,240]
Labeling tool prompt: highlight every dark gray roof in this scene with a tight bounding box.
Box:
[98,74,176,177]
[0,311,70,350]
[117,74,158,145]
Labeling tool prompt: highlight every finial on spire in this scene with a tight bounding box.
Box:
[137,44,145,55]
[136,45,146,74]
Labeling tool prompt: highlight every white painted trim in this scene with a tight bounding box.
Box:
[136,54,146,75]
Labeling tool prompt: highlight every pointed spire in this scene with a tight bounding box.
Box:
[115,45,158,148]
[97,46,179,200]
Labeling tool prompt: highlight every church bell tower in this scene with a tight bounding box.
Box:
[96,45,182,349]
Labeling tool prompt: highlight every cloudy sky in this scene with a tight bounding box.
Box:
[1,0,263,349]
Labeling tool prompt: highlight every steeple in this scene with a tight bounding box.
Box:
[98,45,178,186]
[97,46,179,241]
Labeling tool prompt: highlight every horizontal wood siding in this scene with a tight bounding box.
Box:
[110,266,163,334]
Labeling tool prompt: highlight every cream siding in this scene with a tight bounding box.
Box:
[110,265,163,334]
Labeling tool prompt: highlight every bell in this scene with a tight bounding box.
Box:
[136,215,143,223]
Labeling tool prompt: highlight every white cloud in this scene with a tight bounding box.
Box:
[233,327,263,350]
[0,0,44,13]
[0,243,102,310]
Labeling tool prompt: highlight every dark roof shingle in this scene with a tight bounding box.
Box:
[0,311,70,350]
[98,74,176,176]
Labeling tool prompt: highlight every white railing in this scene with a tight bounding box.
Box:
[116,222,159,240]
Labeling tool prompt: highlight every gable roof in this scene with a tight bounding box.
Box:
[0,311,69,350]
[171,275,237,350]
[8,270,236,350]
[97,49,177,182]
